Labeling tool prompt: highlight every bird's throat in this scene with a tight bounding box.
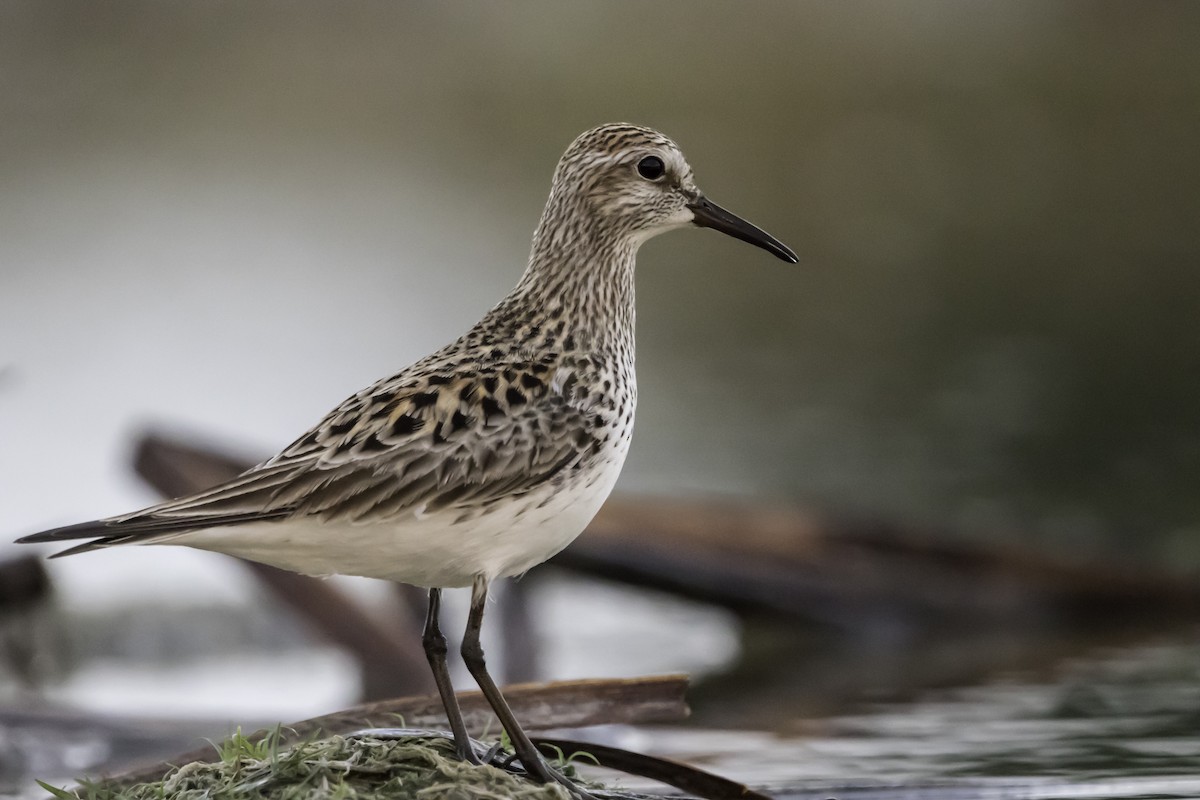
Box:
[506,222,638,355]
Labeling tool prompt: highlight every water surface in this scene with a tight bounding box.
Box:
[630,632,1200,799]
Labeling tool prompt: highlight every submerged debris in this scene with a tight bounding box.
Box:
[43,731,582,800]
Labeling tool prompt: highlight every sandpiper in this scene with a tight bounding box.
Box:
[17,123,797,794]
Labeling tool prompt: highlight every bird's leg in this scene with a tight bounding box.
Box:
[461,575,594,798]
[421,586,480,764]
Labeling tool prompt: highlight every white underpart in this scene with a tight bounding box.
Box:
[157,444,629,588]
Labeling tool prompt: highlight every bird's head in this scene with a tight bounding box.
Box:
[546,123,797,263]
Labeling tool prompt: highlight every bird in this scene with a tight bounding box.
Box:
[16,123,797,795]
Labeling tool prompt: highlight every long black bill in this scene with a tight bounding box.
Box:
[687,195,798,264]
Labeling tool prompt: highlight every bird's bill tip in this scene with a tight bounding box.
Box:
[687,195,798,264]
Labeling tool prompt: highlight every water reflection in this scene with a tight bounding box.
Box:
[646,631,1200,799]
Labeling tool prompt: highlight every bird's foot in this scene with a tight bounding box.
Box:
[455,739,484,766]
[512,752,599,800]
[345,727,599,797]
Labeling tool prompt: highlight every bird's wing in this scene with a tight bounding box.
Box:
[17,358,603,556]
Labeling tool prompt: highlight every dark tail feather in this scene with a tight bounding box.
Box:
[46,538,128,559]
[15,510,289,558]
[15,520,135,559]
[16,519,120,545]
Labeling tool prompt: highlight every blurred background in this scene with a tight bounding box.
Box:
[2,2,1199,796]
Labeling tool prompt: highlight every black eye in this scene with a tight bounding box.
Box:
[636,155,666,181]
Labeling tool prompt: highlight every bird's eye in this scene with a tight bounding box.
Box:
[636,155,666,181]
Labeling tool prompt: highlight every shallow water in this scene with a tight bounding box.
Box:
[617,633,1200,799]
[6,583,1200,799]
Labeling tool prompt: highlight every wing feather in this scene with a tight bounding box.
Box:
[18,357,602,557]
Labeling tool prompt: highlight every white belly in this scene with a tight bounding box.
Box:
[164,455,627,588]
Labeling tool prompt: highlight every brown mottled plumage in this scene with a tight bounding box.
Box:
[16,123,796,795]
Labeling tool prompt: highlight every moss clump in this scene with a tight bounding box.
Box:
[42,731,576,800]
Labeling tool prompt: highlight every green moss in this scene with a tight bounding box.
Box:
[42,731,577,800]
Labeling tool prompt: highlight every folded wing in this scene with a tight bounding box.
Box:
[17,360,599,558]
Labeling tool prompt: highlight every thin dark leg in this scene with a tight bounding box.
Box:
[422,586,480,764]
[461,576,593,798]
